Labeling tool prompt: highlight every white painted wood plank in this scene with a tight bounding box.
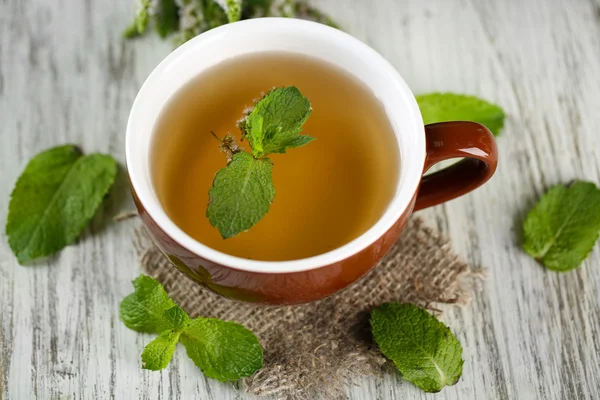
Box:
[1,0,599,399]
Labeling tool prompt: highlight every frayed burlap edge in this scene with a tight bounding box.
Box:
[136,217,484,400]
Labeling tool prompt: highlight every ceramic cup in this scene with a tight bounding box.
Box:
[126,18,498,305]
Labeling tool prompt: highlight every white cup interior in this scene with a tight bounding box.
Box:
[126,18,425,273]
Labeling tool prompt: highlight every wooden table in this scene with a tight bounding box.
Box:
[1,0,599,398]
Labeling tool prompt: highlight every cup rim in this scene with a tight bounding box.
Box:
[126,18,425,274]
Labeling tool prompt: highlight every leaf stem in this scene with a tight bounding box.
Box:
[210,130,222,142]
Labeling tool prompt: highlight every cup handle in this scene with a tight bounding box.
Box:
[414,121,498,211]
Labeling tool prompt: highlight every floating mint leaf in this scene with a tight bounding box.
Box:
[207,152,275,238]
[416,93,505,136]
[180,318,263,382]
[141,330,181,371]
[120,275,176,333]
[208,86,313,238]
[370,303,464,393]
[240,86,314,158]
[523,181,600,271]
[6,145,117,264]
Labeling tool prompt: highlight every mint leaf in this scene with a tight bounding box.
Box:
[216,0,242,22]
[5,145,117,264]
[203,0,229,29]
[141,330,181,371]
[416,93,505,136]
[164,305,190,331]
[154,0,180,38]
[120,275,176,333]
[241,86,314,158]
[123,0,151,38]
[523,181,600,271]
[180,318,263,382]
[207,152,275,238]
[370,303,463,393]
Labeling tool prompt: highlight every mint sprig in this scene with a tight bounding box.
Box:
[523,181,600,271]
[120,275,263,380]
[6,145,117,264]
[207,86,313,238]
[124,0,338,45]
[370,303,464,393]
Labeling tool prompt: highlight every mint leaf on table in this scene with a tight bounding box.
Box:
[240,86,314,158]
[121,275,263,378]
[120,275,176,333]
[5,145,117,264]
[523,181,600,271]
[370,303,463,393]
[141,330,181,371]
[179,318,264,382]
[207,152,275,239]
[416,93,506,136]
[164,305,190,331]
[140,306,190,370]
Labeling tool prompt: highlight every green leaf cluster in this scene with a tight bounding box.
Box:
[120,275,263,379]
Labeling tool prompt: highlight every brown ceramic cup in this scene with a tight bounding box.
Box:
[126,19,498,305]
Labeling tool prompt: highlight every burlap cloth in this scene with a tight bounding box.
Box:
[137,217,484,399]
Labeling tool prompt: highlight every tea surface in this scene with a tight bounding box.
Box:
[152,52,399,261]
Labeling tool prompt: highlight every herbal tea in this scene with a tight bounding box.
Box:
[152,52,399,261]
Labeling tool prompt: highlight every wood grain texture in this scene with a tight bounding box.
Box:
[1,0,599,399]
